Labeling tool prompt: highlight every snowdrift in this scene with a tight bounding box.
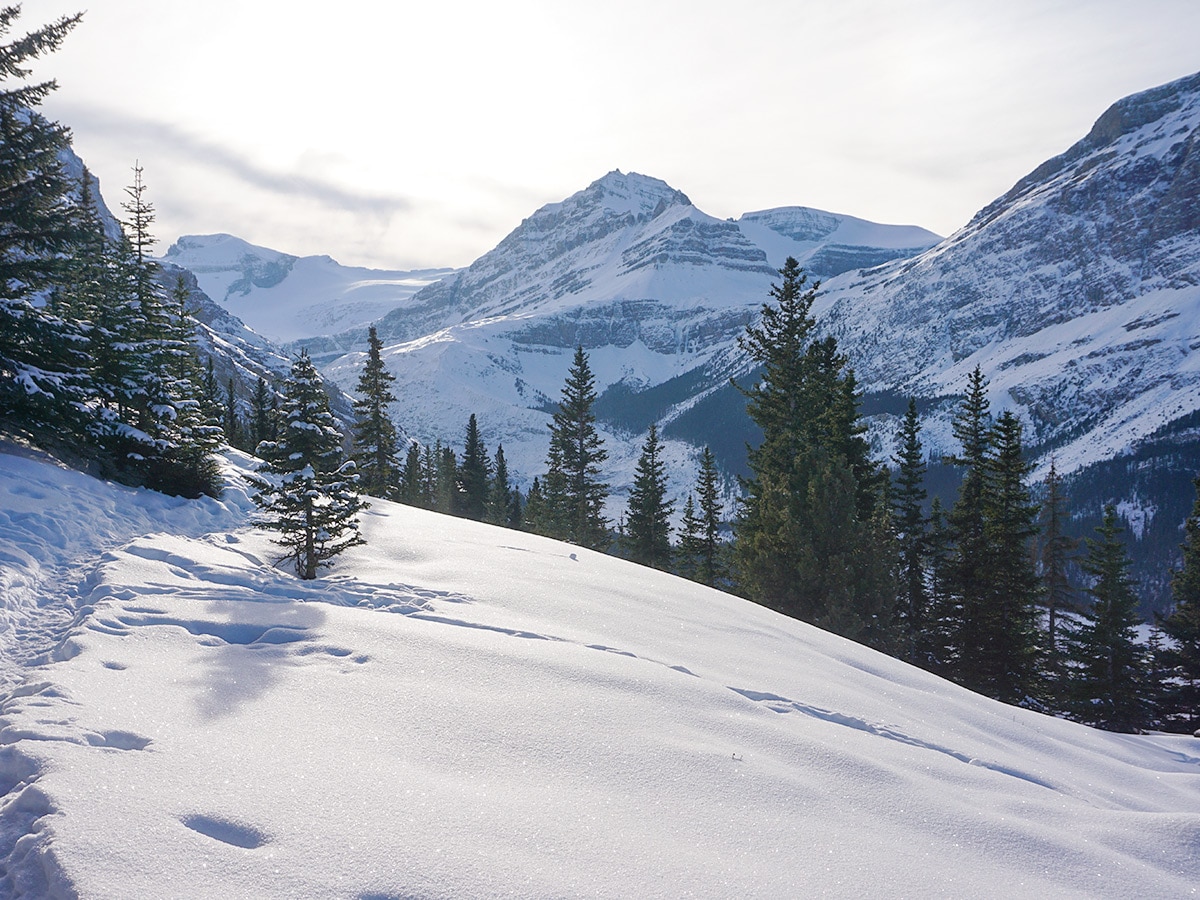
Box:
[1,448,1198,898]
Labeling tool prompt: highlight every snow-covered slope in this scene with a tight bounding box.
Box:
[1,450,1198,897]
[159,234,454,344]
[816,69,1200,474]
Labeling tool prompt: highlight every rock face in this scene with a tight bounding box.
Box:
[310,170,940,504]
[815,70,1200,479]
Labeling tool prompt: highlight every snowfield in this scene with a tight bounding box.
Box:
[1,447,1198,898]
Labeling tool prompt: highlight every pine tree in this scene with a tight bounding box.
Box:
[523,477,546,533]
[892,398,928,646]
[733,257,893,644]
[486,443,514,527]
[1065,505,1152,732]
[251,351,366,579]
[943,366,993,683]
[1158,477,1200,733]
[435,442,458,515]
[399,440,424,507]
[694,446,726,587]
[0,9,85,441]
[973,410,1042,704]
[623,424,673,569]
[458,413,490,520]
[1039,457,1077,687]
[676,493,703,580]
[351,325,400,498]
[546,346,609,548]
[250,375,276,450]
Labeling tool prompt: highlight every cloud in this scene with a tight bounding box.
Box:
[51,101,412,219]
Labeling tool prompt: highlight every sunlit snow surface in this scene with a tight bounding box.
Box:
[2,448,1199,898]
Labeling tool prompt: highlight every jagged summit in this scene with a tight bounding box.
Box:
[580,169,693,216]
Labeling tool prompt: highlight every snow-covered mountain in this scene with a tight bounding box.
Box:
[815,69,1200,476]
[303,171,940,503]
[159,234,455,344]
[2,446,1198,897]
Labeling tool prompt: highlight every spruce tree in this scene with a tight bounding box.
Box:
[892,398,928,645]
[224,376,241,448]
[1039,457,1077,686]
[435,442,458,514]
[0,9,85,440]
[250,375,277,450]
[486,443,514,527]
[1065,504,1152,732]
[974,410,1042,703]
[694,446,726,587]
[676,493,703,580]
[546,346,609,548]
[623,424,673,569]
[399,440,424,507]
[733,257,894,645]
[458,413,490,520]
[1158,477,1200,733]
[351,325,400,498]
[251,351,365,579]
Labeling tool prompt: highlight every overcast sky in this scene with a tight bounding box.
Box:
[23,0,1200,270]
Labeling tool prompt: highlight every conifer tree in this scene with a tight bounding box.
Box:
[676,493,703,580]
[545,346,609,548]
[892,398,928,644]
[435,442,458,515]
[733,257,893,644]
[486,443,514,527]
[623,424,673,569]
[1158,477,1200,733]
[251,351,365,579]
[973,410,1042,703]
[1065,504,1152,732]
[351,325,400,498]
[0,9,85,440]
[458,413,490,520]
[399,440,424,507]
[523,477,546,533]
[1039,458,1077,682]
[694,446,726,587]
[250,375,277,450]
[420,441,438,508]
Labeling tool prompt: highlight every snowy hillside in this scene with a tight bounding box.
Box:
[1,448,1198,897]
[159,234,454,344]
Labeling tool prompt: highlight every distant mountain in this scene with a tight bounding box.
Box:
[159,234,455,344]
[308,170,940,503]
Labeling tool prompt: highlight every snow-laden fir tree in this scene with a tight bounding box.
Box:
[622,423,672,569]
[351,325,400,498]
[251,351,365,579]
[0,9,86,439]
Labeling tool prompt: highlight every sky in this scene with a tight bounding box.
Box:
[20,0,1200,270]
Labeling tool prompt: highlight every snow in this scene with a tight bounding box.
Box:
[2,448,1199,897]
[159,234,455,344]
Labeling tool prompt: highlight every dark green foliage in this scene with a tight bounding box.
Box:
[892,398,928,647]
[458,413,490,520]
[1158,477,1200,733]
[435,442,457,515]
[223,377,241,448]
[733,258,894,645]
[693,447,726,587]
[1039,458,1077,680]
[622,424,673,569]
[399,440,424,507]
[1065,505,1152,731]
[250,376,278,451]
[0,8,85,438]
[542,347,609,548]
[351,326,400,498]
[250,351,365,579]
[486,443,516,527]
